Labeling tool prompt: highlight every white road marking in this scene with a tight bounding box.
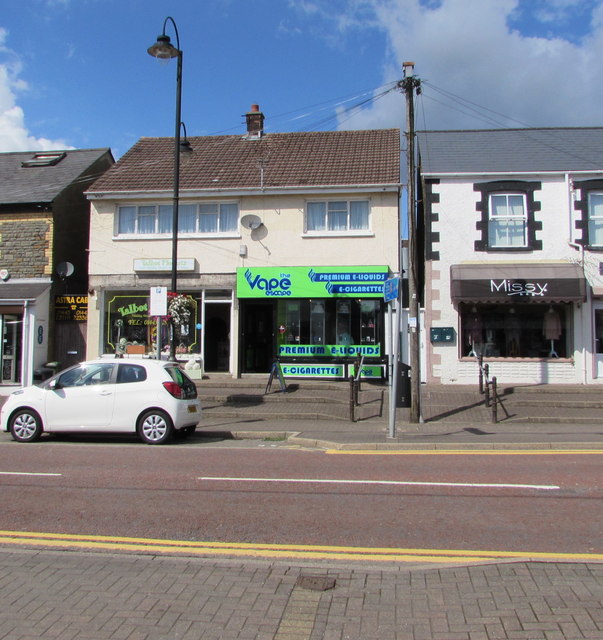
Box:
[198,477,560,491]
[0,472,62,477]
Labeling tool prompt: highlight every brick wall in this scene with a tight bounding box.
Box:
[0,214,52,278]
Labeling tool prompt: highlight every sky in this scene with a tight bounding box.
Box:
[1,0,603,158]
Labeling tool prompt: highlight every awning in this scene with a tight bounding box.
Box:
[450,263,586,303]
[0,282,51,304]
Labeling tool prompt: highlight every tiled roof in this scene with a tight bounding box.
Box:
[417,128,603,175]
[88,129,401,194]
[0,148,113,204]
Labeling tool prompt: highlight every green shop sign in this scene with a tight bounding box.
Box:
[237,266,388,299]
[280,364,345,379]
[279,344,381,357]
[349,364,385,379]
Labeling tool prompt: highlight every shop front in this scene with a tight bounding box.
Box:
[448,263,586,383]
[237,266,389,378]
[100,288,233,373]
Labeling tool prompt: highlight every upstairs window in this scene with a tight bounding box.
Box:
[117,203,238,236]
[306,200,370,233]
[587,192,603,247]
[474,181,542,252]
[488,194,528,248]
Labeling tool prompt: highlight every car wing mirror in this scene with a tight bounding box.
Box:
[48,378,61,390]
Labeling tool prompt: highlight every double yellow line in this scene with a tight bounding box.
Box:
[0,530,601,564]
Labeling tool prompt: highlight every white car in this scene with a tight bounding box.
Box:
[1,359,201,445]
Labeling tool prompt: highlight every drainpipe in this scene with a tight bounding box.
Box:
[566,174,588,384]
[22,300,30,386]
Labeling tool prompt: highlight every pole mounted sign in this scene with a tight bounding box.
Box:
[383,276,400,303]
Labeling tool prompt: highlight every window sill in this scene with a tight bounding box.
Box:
[114,233,240,240]
[302,231,375,239]
[460,356,573,363]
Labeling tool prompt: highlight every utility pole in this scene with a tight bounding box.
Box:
[399,62,422,423]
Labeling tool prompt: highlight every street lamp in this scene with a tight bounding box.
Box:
[147,16,183,362]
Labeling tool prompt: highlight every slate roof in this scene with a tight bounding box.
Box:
[0,148,112,205]
[417,128,603,175]
[88,129,401,194]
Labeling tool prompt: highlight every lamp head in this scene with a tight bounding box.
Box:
[147,34,179,59]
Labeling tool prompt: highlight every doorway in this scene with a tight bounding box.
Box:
[241,302,274,373]
[203,303,231,372]
[595,308,603,378]
[1,314,22,384]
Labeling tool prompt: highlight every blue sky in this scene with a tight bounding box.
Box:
[1,0,603,158]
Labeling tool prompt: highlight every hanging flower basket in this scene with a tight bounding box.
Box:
[168,294,194,326]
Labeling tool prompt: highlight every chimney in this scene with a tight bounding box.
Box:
[245,104,265,138]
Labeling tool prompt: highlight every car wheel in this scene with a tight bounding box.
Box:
[137,409,173,445]
[9,409,43,443]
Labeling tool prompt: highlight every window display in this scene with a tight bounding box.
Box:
[459,302,569,358]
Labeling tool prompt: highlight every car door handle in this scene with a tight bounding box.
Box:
[98,389,113,396]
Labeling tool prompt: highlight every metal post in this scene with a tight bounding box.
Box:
[491,376,498,423]
[478,354,484,394]
[349,376,356,422]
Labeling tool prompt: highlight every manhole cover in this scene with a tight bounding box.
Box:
[296,576,336,591]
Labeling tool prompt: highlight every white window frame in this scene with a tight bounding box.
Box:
[488,193,528,248]
[588,192,603,247]
[304,199,371,236]
[115,202,240,238]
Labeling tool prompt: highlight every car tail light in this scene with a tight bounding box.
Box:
[163,381,183,398]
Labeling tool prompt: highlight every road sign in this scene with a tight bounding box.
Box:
[383,277,400,303]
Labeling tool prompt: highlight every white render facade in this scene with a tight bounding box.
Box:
[418,128,603,386]
[85,125,401,380]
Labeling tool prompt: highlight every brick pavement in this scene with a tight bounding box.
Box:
[0,549,601,639]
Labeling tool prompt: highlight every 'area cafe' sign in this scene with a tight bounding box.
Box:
[55,295,88,322]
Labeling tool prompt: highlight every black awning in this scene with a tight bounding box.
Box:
[451,263,586,303]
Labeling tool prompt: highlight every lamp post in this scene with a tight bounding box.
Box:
[147,16,183,362]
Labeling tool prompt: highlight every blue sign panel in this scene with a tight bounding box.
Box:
[383,277,399,303]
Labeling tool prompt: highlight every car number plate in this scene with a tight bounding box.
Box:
[188,405,197,413]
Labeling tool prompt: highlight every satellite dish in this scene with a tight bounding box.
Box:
[240,214,263,230]
[56,262,75,278]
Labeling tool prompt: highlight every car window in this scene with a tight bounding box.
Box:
[58,363,114,388]
[165,365,197,399]
[117,364,147,384]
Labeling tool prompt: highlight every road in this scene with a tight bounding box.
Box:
[0,437,600,561]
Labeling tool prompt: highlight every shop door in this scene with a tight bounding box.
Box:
[203,303,231,372]
[595,309,603,378]
[1,314,22,384]
[242,302,274,373]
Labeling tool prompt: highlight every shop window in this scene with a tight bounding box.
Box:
[474,181,542,252]
[305,200,370,233]
[276,299,383,353]
[310,301,325,344]
[360,300,378,344]
[460,303,569,358]
[336,301,351,344]
[104,292,200,356]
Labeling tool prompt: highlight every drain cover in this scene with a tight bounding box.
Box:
[296,576,336,591]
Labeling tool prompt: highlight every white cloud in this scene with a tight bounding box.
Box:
[0,28,73,151]
[314,0,603,131]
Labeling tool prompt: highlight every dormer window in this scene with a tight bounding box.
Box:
[21,152,66,167]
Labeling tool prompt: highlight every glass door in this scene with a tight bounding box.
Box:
[1,314,22,384]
